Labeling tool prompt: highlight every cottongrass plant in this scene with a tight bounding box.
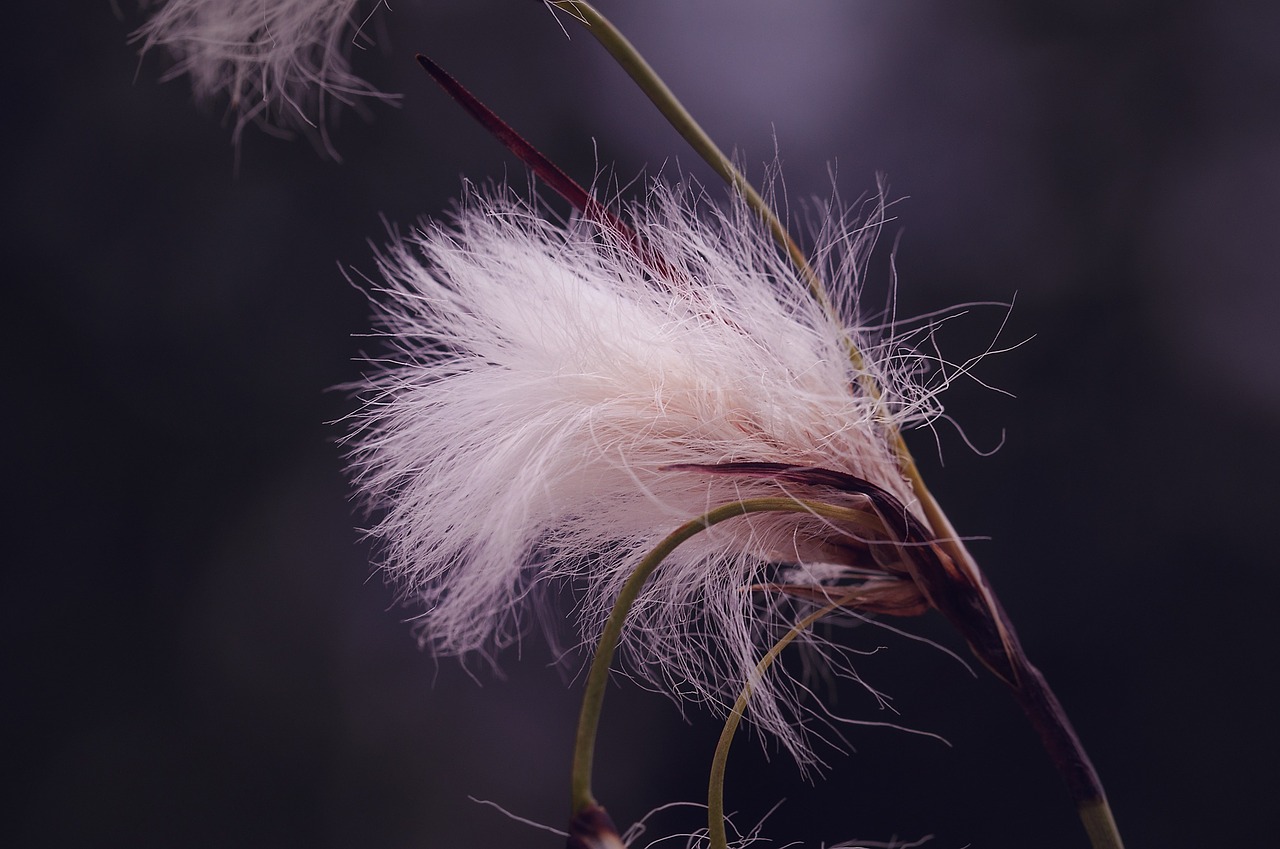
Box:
[345,15,1125,842]
[132,2,1127,845]
[347,177,943,766]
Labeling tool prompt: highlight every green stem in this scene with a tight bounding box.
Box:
[1080,799,1126,849]
[570,496,874,815]
[707,601,843,849]
[704,594,1127,849]
[552,6,1125,847]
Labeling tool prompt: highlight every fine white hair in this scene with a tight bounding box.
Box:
[133,0,394,153]
[346,178,952,764]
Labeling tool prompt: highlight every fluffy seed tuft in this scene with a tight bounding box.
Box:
[133,0,395,154]
[346,179,957,762]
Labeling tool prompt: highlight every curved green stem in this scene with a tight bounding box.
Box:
[704,589,1126,849]
[707,600,844,849]
[570,496,874,815]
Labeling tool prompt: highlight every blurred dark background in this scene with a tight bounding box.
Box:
[7,1,1279,847]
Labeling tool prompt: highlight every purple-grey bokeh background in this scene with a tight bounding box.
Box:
[8,1,1280,847]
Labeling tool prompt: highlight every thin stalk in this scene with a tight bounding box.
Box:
[551,5,1125,847]
[707,601,844,849]
[570,497,878,815]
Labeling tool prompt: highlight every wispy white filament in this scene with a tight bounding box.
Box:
[134,0,393,152]
[347,180,953,762]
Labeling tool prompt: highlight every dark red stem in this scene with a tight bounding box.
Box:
[414,54,649,254]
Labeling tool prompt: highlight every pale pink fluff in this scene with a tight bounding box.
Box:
[347,180,953,763]
[133,0,394,152]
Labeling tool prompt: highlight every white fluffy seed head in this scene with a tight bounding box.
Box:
[133,0,394,153]
[346,179,951,764]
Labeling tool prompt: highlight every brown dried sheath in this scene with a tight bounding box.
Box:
[672,460,1108,808]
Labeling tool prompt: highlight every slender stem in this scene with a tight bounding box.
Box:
[1006,639,1126,849]
[1080,799,1126,849]
[570,497,874,815]
[708,601,843,849]
[551,5,1125,847]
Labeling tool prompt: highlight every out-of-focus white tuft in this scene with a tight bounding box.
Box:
[346,179,955,764]
[133,0,395,154]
